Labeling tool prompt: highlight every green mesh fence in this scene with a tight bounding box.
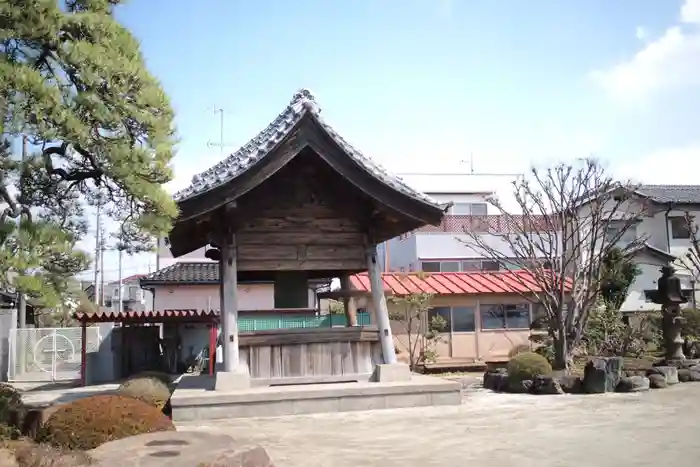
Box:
[238,313,371,332]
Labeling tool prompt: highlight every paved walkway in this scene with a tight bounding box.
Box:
[181,384,700,467]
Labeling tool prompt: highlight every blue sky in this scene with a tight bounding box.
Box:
[89,0,700,280]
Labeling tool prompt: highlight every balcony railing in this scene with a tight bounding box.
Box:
[415,215,558,234]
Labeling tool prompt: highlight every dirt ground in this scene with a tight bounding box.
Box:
[181,384,700,467]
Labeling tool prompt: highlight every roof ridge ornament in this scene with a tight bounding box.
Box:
[290,88,320,114]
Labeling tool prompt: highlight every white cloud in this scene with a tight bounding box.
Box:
[613,142,700,184]
[590,0,700,103]
[681,0,700,24]
[635,26,648,41]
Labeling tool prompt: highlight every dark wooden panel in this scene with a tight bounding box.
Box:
[237,258,366,272]
[237,244,298,261]
[237,232,365,246]
[306,245,365,260]
[239,217,360,233]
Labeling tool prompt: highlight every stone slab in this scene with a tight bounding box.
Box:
[89,430,273,466]
[171,374,461,422]
[371,363,412,382]
[215,369,251,391]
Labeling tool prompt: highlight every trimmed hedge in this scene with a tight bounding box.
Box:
[0,383,23,440]
[117,376,172,410]
[507,352,552,385]
[37,394,174,450]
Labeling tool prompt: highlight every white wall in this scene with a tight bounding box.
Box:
[157,237,212,269]
[152,283,316,311]
[425,192,496,214]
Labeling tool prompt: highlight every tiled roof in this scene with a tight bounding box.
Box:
[173,89,441,210]
[74,309,217,323]
[635,185,700,204]
[140,262,219,284]
[350,271,572,295]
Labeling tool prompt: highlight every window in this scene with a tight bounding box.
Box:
[480,304,506,330]
[451,202,488,215]
[429,307,452,332]
[481,260,500,271]
[451,307,476,332]
[505,304,530,329]
[462,260,481,271]
[470,203,488,216]
[128,286,139,300]
[480,303,531,330]
[440,261,460,272]
[605,222,637,244]
[670,216,690,239]
[421,261,441,272]
[428,306,475,333]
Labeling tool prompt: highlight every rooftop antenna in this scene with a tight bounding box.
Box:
[460,153,475,174]
[206,106,235,157]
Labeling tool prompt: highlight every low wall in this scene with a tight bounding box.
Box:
[239,327,383,385]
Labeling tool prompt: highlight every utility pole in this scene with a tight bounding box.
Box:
[18,135,28,328]
[117,247,123,313]
[99,227,106,308]
[93,199,102,308]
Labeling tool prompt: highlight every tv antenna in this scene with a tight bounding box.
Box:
[206,106,236,156]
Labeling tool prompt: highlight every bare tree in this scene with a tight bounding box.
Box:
[387,285,446,370]
[461,159,645,369]
[679,213,700,309]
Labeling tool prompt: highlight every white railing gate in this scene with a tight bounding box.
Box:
[8,327,100,382]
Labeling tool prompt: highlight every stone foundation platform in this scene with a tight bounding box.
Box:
[170,374,461,422]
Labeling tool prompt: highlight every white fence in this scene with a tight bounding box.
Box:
[8,327,101,382]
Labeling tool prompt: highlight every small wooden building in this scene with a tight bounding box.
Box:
[167,89,446,387]
[349,271,569,368]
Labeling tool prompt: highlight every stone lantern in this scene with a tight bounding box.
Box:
[648,265,687,364]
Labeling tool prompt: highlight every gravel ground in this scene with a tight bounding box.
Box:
[181,384,700,467]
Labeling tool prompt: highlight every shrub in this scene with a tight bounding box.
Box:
[37,394,174,450]
[507,343,531,359]
[117,376,172,410]
[127,371,172,386]
[0,384,23,440]
[507,352,552,385]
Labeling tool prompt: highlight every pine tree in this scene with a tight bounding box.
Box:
[0,0,178,307]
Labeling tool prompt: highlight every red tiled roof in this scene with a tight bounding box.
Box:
[74,309,217,323]
[350,271,571,295]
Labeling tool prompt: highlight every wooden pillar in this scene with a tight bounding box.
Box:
[219,234,240,372]
[339,275,358,327]
[208,321,217,375]
[366,245,397,364]
[80,320,87,386]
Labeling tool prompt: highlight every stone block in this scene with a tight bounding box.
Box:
[648,374,667,389]
[531,375,564,395]
[583,357,622,393]
[215,369,251,391]
[557,375,583,394]
[647,366,679,385]
[616,376,650,392]
[371,363,411,382]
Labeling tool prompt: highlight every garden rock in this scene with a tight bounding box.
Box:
[508,379,533,394]
[678,359,700,369]
[616,376,650,393]
[583,357,623,393]
[649,374,668,389]
[483,369,509,392]
[531,375,565,395]
[647,366,679,385]
[678,369,692,382]
[557,375,583,394]
[205,446,275,467]
[688,370,700,382]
